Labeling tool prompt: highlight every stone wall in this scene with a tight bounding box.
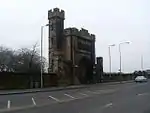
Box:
[101,73,134,83]
[0,72,57,89]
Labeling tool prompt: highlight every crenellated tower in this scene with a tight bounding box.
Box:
[48,8,65,73]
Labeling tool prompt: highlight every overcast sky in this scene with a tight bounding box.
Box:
[0,0,150,73]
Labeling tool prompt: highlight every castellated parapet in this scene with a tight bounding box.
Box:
[48,8,65,19]
[64,27,95,41]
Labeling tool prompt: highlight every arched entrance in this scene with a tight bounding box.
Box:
[77,57,93,84]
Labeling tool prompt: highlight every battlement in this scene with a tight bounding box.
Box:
[64,28,71,35]
[64,27,95,40]
[71,27,79,33]
[64,27,79,36]
[79,28,90,37]
[80,29,95,41]
[90,34,96,41]
[48,8,65,19]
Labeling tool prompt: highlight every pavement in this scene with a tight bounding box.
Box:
[0,85,87,95]
[0,80,149,113]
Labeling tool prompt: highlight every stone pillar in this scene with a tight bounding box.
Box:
[91,34,96,83]
[96,57,103,83]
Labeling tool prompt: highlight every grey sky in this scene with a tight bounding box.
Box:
[0,0,150,72]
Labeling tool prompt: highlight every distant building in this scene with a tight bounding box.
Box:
[48,8,96,84]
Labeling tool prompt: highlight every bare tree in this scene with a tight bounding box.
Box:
[0,43,47,73]
[14,43,46,73]
[0,46,15,72]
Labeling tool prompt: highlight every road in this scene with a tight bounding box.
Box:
[0,81,150,113]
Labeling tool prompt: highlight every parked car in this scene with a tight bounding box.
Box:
[135,76,148,83]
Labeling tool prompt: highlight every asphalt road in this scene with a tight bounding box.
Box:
[0,81,150,113]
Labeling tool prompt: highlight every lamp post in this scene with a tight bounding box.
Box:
[119,41,130,74]
[40,24,49,88]
[141,55,143,71]
[108,44,115,77]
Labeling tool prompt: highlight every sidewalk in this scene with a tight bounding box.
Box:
[0,80,133,95]
[0,85,87,95]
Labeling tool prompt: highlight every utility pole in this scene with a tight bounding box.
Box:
[141,55,143,71]
[119,41,130,82]
[119,41,130,74]
[108,44,115,77]
[119,44,122,74]
[40,24,49,88]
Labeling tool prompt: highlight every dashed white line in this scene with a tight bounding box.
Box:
[49,96,60,102]
[32,97,36,106]
[96,90,107,92]
[96,89,115,93]
[104,103,113,108]
[137,93,149,96]
[7,100,11,109]
[64,94,76,99]
[79,93,88,96]
[87,91,99,94]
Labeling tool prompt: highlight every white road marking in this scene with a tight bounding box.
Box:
[79,93,88,96]
[104,103,113,108]
[49,96,60,102]
[7,100,11,109]
[87,91,99,94]
[32,97,36,106]
[137,93,149,96]
[96,89,108,92]
[97,89,115,93]
[64,94,76,99]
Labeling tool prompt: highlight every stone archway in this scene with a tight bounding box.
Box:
[77,57,93,84]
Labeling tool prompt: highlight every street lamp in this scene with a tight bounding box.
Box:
[108,44,115,77]
[141,55,143,71]
[40,24,49,88]
[119,41,130,74]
